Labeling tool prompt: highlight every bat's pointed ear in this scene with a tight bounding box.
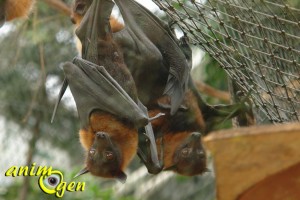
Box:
[51,78,68,123]
[74,167,89,179]
[115,171,127,184]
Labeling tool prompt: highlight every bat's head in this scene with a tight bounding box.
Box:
[70,0,124,33]
[85,131,127,182]
[163,132,207,176]
[70,0,92,25]
[76,112,138,183]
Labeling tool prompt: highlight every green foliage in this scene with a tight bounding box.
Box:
[0,1,217,200]
[0,173,136,200]
[0,1,80,162]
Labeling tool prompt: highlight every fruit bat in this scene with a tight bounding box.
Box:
[70,0,124,33]
[69,0,247,175]
[71,0,191,115]
[68,0,206,175]
[51,0,163,181]
[70,0,241,123]
[148,90,207,176]
[0,0,35,27]
[159,131,207,176]
[113,0,191,115]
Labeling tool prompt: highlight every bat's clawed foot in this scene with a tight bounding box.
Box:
[149,112,165,122]
[199,100,253,133]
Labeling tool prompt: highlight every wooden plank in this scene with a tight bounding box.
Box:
[239,162,300,200]
[203,123,300,200]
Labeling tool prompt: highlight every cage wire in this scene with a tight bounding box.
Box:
[151,0,300,124]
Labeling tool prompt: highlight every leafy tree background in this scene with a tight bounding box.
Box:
[2,0,298,199]
[0,0,218,199]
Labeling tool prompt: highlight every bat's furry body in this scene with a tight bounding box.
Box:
[70,0,208,176]
[52,0,161,181]
[149,90,207,175]
[71,0,124,33]
[75,6,140,179]
[79,112,137,179]
[0,0,34,26]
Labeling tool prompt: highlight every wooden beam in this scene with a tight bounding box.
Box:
[203,123,300,200]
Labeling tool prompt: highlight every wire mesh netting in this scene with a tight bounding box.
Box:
[151,0,300,124]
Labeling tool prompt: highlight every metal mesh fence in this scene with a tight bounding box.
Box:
[151,0,300,124]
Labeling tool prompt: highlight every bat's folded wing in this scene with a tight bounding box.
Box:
[52,57,162,171]
[53,57,149,129]
[114,0,191,115]
[137,101,163,174]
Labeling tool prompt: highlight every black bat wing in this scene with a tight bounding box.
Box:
[53,58,149,129]
[114,0,191,115]
[51,58,162,169]
[137,101,163,174]
[52,0,162,170]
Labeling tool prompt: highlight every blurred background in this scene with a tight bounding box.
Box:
[0,0,227,199]
[2,0,298,199]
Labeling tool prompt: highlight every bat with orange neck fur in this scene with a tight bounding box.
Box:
[71,0,191,114]
[78,112,138,181]
[149,90,207,176]
[69,0,208,176]
[69,0,249,177]
[70,0,124,33]
[0,0,34,27]
[52,0,163,182]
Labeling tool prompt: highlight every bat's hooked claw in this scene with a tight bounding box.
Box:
[149,113,165,122]
[51,77,68,123]
[73,167,89,179]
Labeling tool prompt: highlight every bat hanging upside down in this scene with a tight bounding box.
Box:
[52,0,163,182]
[149,90,208,176]
[70,0,210,176]
[69,0,245,177]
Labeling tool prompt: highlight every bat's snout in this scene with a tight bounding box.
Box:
[186,132,202,147]
[185,132,206,157]
[191,132,201,139]
[96,132,110,140]
[94,131,115,149]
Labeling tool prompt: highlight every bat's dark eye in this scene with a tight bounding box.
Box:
[75,3,87,15]
[181,148,190,157]
[104,151,115,161]
[197,149,205,158]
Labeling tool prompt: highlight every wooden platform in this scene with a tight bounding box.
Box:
[204,123,300,200]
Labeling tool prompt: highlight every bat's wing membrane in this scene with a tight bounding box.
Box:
[63,58,150,129]
[52,58,162,170]
[114,0,191,115]
[52,0,163,174]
